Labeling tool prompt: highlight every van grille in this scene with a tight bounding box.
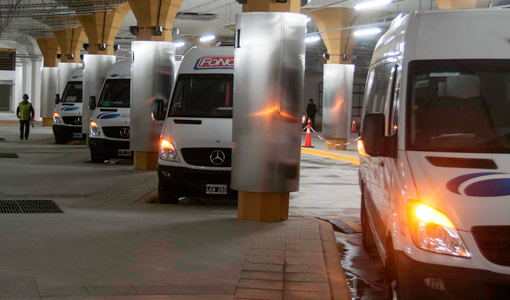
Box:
[181,148,231,167]
[102,126,130,139]
[472,226,510,267]
[62,116,82,125]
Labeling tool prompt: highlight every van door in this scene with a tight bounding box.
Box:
[363,62,396,247]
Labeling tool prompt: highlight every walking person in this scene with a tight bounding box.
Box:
[16,94,35,140]
[306,98,317,129]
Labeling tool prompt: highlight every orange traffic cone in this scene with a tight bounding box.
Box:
[351,119,356,133]
[303,119,314,148]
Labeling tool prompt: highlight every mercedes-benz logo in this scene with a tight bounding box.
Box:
[75,117,81,125]
[120,127,130,138]
[210,150,226,166]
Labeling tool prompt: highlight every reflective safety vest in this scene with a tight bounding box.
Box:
[18,102,32,121]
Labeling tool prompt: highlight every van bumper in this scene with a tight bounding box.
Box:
[89,138,131,159]
[395,251,510,300]
[52,124,83,140]
[158,165,236,198]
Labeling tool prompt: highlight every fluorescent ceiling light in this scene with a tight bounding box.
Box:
[306,17,312,23]
[175,41,185,48]
[355,0,391,10]
[200,34,216,42]
[353,27,382,37]
[305,35,321,43]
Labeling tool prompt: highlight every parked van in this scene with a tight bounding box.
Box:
[53,68,84,144]
[153,46,235,204]
[88,61,131,163]
[358,10,510,300]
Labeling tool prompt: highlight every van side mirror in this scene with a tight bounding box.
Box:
[152,99,166,121]
[89,96,96,110]
[360,113,396,157]
[55,94,60,105]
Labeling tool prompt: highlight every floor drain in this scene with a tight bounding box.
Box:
[0,200,63,213]
[0,153,18,158]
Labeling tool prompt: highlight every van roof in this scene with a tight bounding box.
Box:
[68,67,83,82]
[178,46,234,75]
[106,61,131,79]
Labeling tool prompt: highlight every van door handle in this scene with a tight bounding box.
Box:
[379,160,385,167]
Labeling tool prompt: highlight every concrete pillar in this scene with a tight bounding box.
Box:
[127,0,183,170]
[307,8,356,150]
[435,0,490,9]
[36,38,60,126]
[78,3,130,55]
[235,0,302,222]
[21,60,31,104]
[30,58,43,122]
[54,27,87,63]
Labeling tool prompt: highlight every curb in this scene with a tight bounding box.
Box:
[136,187,159,203]
[301,148,360,166]
[295,212,352,300]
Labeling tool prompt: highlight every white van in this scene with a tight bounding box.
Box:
[88,61,131,163]
[359,10,510,299]
[153,46,235,204]
[53,68,84,144]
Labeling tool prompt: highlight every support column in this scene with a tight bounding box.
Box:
[54,27,87,63]
[307,8,356,150]
[235,0,303,222]
[30,58,43,122]
[128,0,183,171]
[36,38,60,126]
[435,0,490,9]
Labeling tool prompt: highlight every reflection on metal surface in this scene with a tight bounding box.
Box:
[130,41,175,152]
[40,67,58,118]
[57,62,82,96]
[231,12,306,193]
[81,55,116,133]
[323,64,355,139]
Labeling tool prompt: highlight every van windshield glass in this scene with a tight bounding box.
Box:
[61,82,83,103]
[408,60,510,153]
[168,74,233,118]
[98,79,130,108]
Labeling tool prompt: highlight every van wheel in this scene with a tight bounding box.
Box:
[158,186,179,204]
[361,192,377,252]
[91,156,106,163]
[383,241,404,300]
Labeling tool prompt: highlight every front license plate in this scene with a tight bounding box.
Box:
[118,149,132,156]
[206,184,228,195]
[73,133,83,139]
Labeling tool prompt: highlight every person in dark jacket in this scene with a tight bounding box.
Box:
[306,98,317,129]
[16,94,35,140]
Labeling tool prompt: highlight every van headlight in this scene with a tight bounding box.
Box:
[53,112,61,124]
[89,121,103,138]
[407,201,470,258]
[159,139,180,162]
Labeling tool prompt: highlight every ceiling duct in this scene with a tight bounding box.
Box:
[175,12,217,21]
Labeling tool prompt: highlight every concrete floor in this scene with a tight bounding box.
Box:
[0,124,383,300]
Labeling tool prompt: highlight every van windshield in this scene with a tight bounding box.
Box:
[168,74,233,118]
[98,79,130,108]
[61,82,83,103]
[407,60,510,153]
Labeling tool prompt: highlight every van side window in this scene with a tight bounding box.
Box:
[364,63,394,115]
[388,65,400,136]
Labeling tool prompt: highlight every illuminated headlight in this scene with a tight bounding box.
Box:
[159,139,180,162]
[89,121,103,138]
[53,112,61,123]
[407,201,470,258]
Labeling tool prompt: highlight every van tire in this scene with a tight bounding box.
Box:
[158,186,179,204]
[383,240,404,300]
[361,191,377,252]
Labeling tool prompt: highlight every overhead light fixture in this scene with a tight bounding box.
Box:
[175,41,185,48]
[355,0,391,10]
[305,35,321,43]
[306,17,312,23]
[200,34,216,42]
[353,27,382,37]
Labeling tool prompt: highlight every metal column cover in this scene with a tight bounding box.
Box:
[231,12,306,193]
[40,67,58,118]
[322,64,355,139]
[130,41,175,152]
[57,62,82,96]
[81,55,116,133]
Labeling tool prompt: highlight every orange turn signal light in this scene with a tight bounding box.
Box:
[53,112,59,118]
[161,139,174,150]
[90,121,98,128]
[357,140,368,156]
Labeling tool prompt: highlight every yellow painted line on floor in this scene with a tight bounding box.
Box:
[301,148,360,166]
[343,220,362,233]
